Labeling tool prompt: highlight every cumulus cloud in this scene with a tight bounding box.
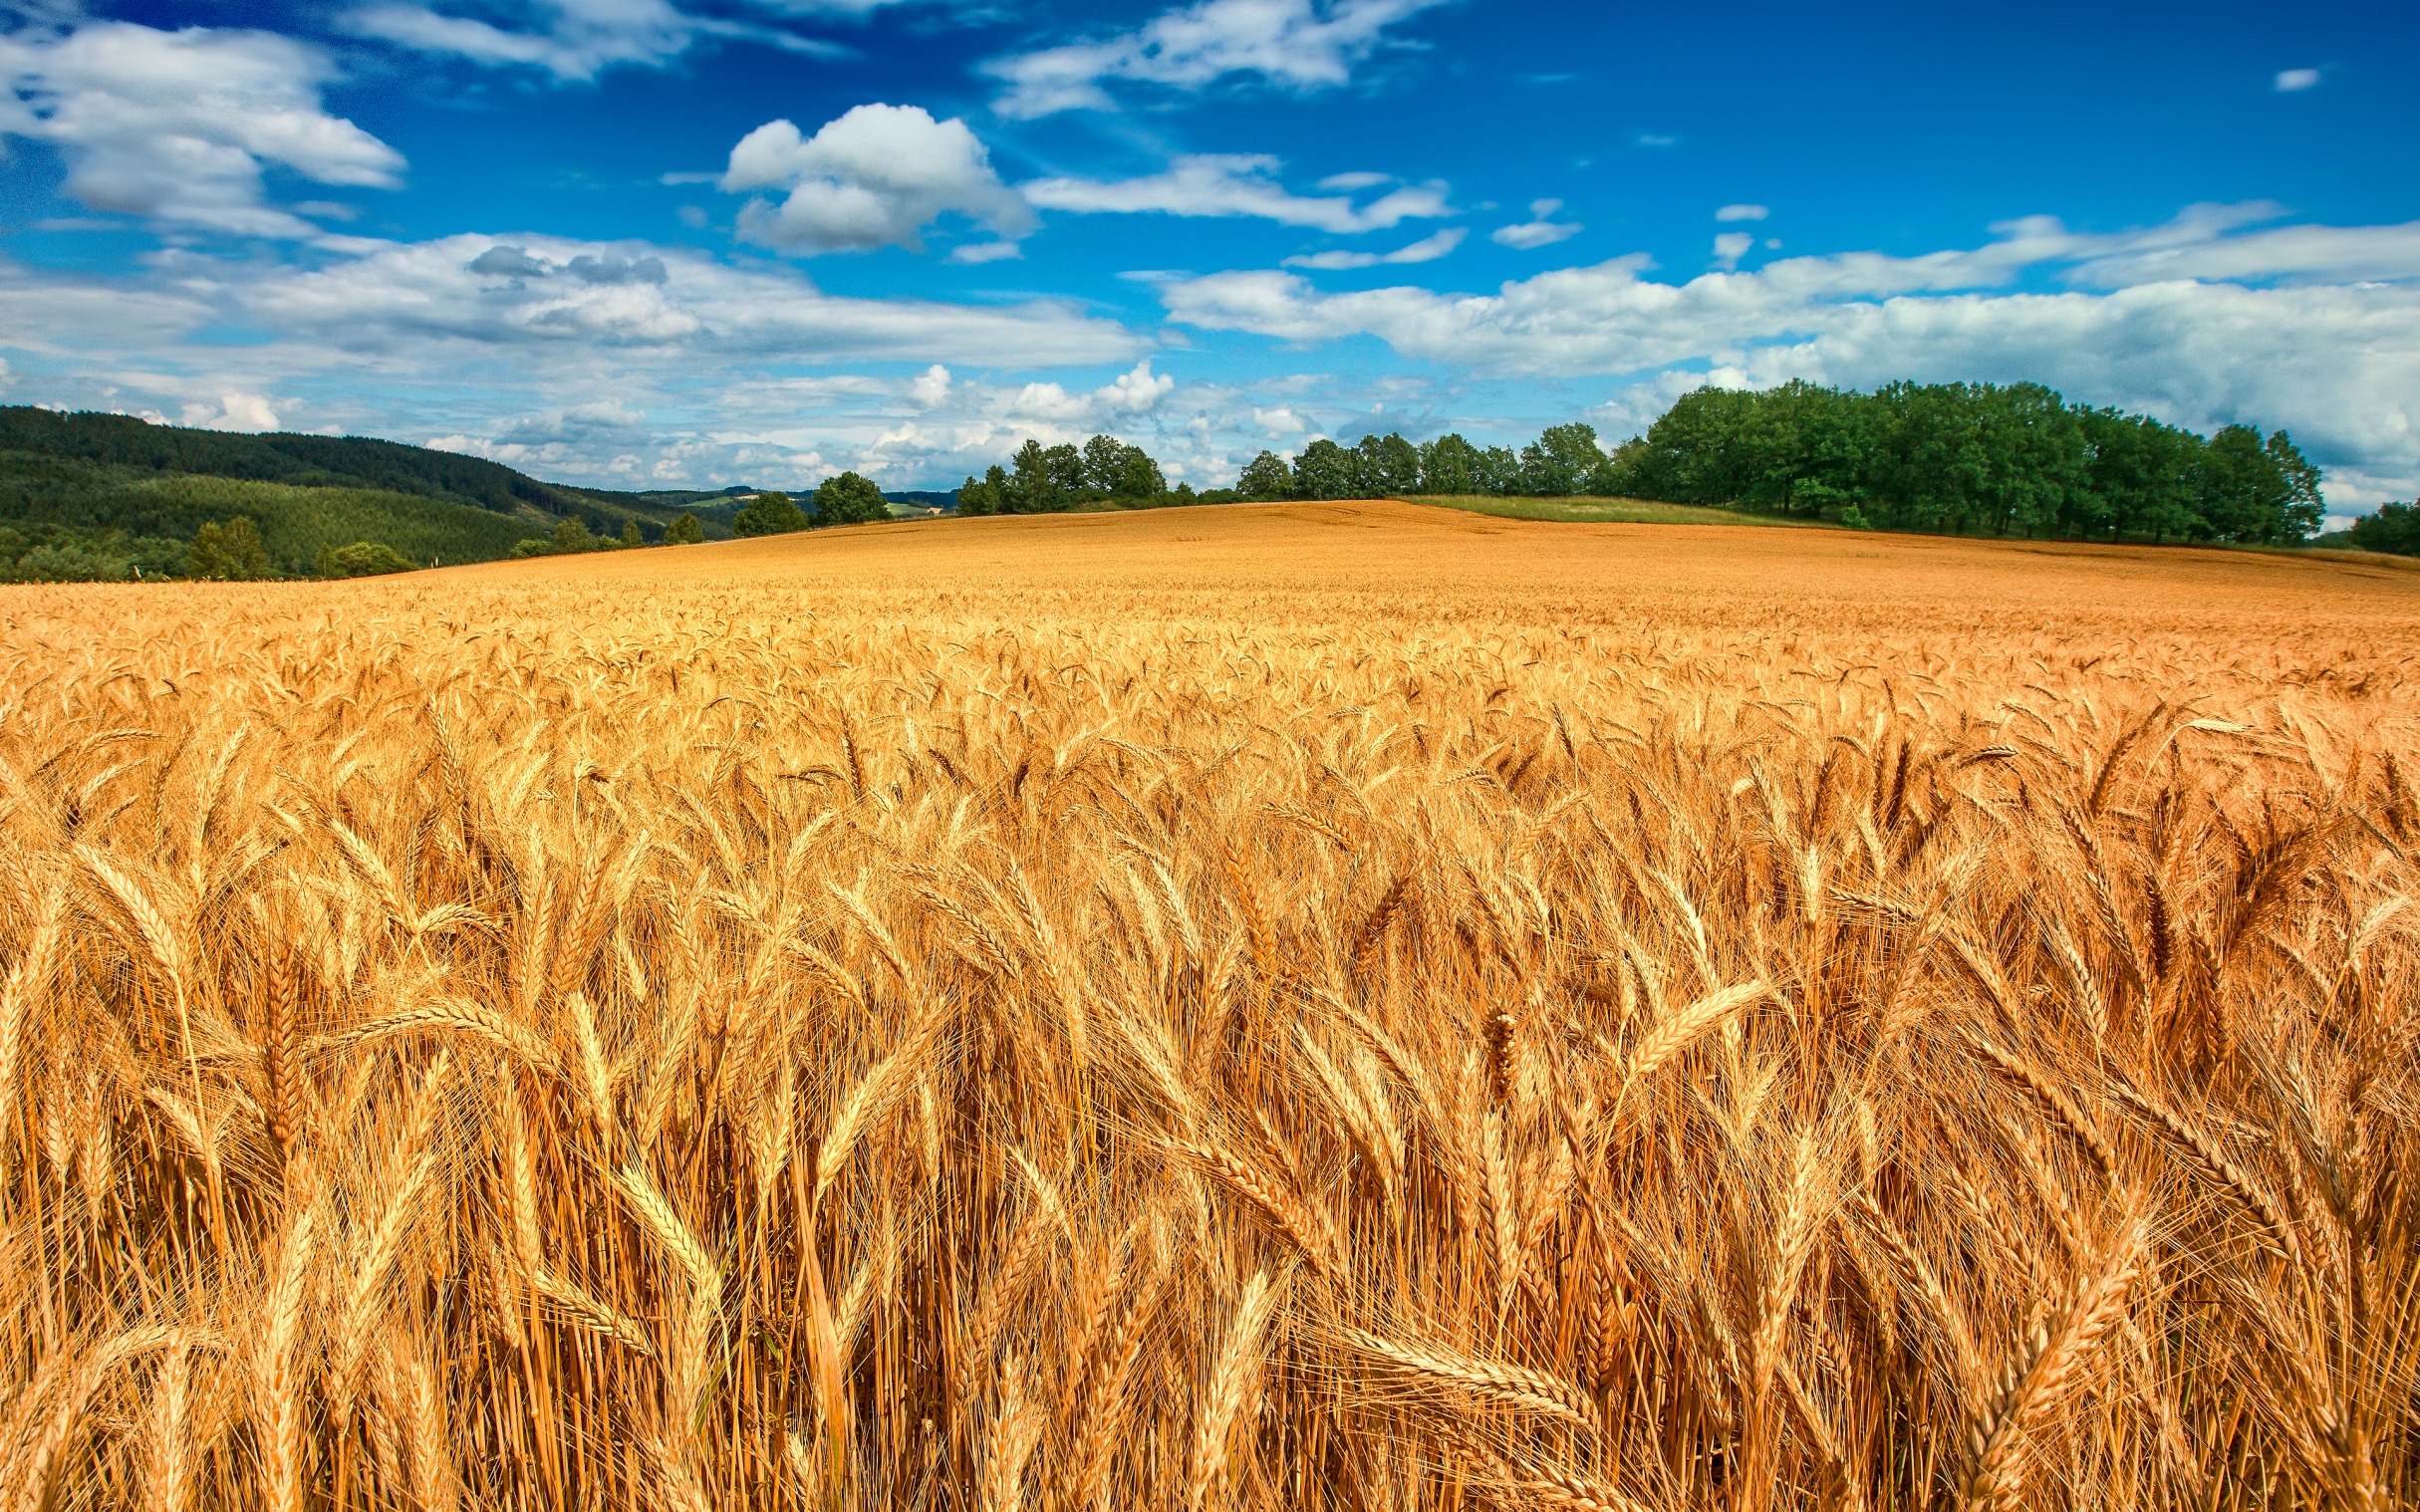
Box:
[1099,359,1175,412]
[0,231,1173,488]
[180,391,283,431]
[720,104,1033,255]
[1716,203,1767,222]
[986,0,1455,118]
[2275,68,2320,92]
[1491,199,1580,249]
[1283,226,1465,269]
[1025,154,1451,233]
[1156,208,2420,503]
[0,22,403,237]
[1713,231,1754,270]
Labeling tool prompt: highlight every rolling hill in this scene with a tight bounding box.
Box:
[0,406,749,580]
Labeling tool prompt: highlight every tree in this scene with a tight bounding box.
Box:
[1292,439,1359,500]
[1114,445,1165,499]
[1237,451,1293,500]
[970,464,1013,515]
[1520,422,1605,496]
[1008,440,1061,513]
[2347,502,2420,556]
[813,472,889,527]
[1081,434,1130,494]
[732,490,808,536]
[319,541,415,578]
[1418,433,1481,495]
[1043,444,1087,502]
[665,512,704,544]
[1476,445,1523,496]
[186,517,273,580]
[552,516,598,553]
[2266,430,2324,543]
[1356,432,1420,495]
[620,519,645,548]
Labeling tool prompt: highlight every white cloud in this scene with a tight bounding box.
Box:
[2275,68,2320,92]
[1716,203,1768,222]
[1025,153,1451,233]
[1713,231,1754,270]
[0,232,1181,489]
[0,22,403,237]
[179,391,283,431]
[1317,170,1392,191]
[1156,209,2420,503]
[1099,359,1175,413]
[1283,226,1465,269]
[1491,198,1579,249]
[721,104,1033,255]
[348,0,851,81]
[986,0,1454,118]
[947,240,1024,264]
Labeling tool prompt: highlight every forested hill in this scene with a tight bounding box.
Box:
[0,406,745,581]
[0,406,747,517]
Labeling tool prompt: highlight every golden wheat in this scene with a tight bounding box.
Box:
[0,500,2414,1509]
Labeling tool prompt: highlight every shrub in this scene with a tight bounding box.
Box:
[187,517,275,581]
[319,540,417,578]
[732,491,809,536]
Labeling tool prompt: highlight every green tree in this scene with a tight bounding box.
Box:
[1113,445,1165,499]
[319,541,416,578]
[956,465,1010,515]
[1356,433,1420,496]
[1080,434,1130,494]
[1418,433,1481,495]
[552,516,598,553]
[1520,422,1604,496]
[620,519,645,548]
[812,472,890,527]
[2347,501,2420,556]
[1476,445,1523,496]
[1237,451,1293,500]
[732,490,808,536]
[1292,439,1359,499]
[665,512,704,544]
[1043,444,1086,502]
[2266,431,2324,543]
[187,517,274,580]
[1008,440,1062,513]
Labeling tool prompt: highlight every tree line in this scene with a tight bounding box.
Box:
[960,381,2333,547]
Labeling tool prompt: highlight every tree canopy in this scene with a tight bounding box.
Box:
[731,490,809,537]
[1218,380,2327,546]
[813,471,890,528]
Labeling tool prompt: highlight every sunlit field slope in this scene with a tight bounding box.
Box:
[2,499,2416,1511]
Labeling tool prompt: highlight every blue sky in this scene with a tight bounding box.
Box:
[2,0,2415,508]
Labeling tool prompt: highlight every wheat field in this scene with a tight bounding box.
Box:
[1,500,2416,1511]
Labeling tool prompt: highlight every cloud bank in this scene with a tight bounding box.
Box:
[0,22,403,236]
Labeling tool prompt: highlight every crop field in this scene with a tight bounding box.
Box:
[0,499,2416,1511]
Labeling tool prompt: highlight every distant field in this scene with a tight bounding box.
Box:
[3,501,2415,1510]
